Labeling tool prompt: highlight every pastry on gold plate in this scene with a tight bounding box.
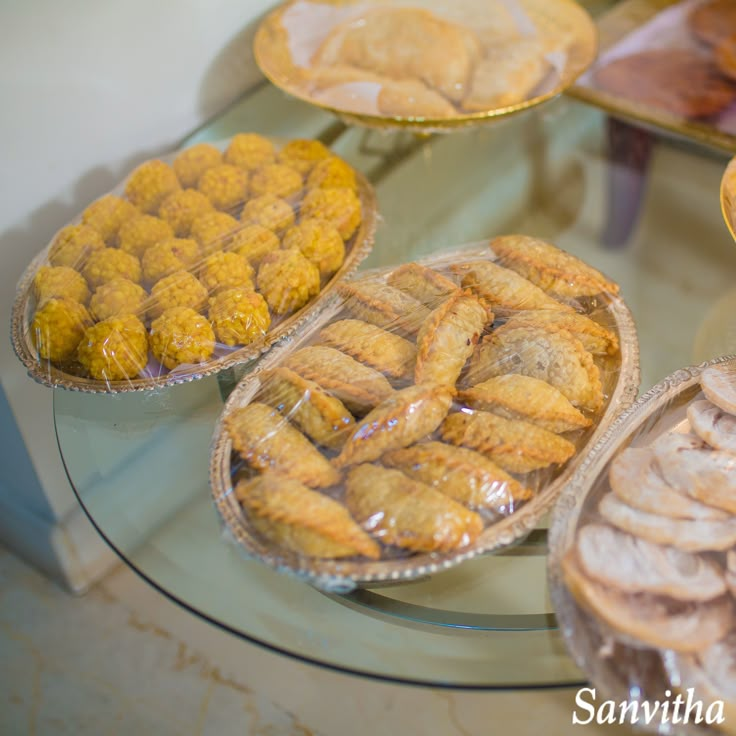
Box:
[689,0,736,46]
[386,263,459,307]
[344,464,483,553]
[687,400,736,453]
[225,402,340,488]
[318,319,417,380]
[490,234,619,298]
[235,474,380,559]
[283,345,394,416]
[467,324,603,412]
[414,292,488,386]
[258,366,354,450]
[458,374,591,433]
[337,280,430,333]
[334,384,454,467]
[440,409,576,473]
[382,441,532,512]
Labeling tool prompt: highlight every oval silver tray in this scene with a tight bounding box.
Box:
[210,244,641,591]
[548,354,736,736]
[11,138,378,393]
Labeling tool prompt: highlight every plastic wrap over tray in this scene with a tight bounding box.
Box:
[11,134,377,392]
[549,356,736,735]
[210,235,640,591]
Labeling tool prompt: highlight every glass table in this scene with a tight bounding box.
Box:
[54,83,736,689]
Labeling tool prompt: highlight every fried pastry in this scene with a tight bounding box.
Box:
[503,310,619,356]
[344,464,483,553]
[702,363,736,415]
[387,263,459,307]
[283,346,394,416]
[687,400,736,453]
[466,324,603,412]
[415,292,488,386]
[440,409,575,473]
[609,448,730,521]
[690,0,736,46]
[489,234,619,298]
[235,474,379,559]
[318,319,417,379]
[258,367,354,450]
[377,78,458,118]
[458,375,591,433]
[451,260,573,315]
[576,524,726,602]
[598,494,736,552]
[561,550,733,653]
[225,403,340,488]
[337,280,430,333]
[382,441,532,512]
[334,384,454,467]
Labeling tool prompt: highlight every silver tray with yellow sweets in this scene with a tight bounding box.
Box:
[11,134,378,393]
[548,356,736,736]
[210,236,640,592]
[254,0,598,133]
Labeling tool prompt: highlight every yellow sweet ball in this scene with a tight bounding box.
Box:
[173,143,223,188]
[249,163,302,199]
[198,251,254,294]
[241,194,294,234]
[306,156,357,192]
[89,278,148,322]
[118,215,173,259]
[83,248,141,289]
[48,224,105,269]
[149,306,215,370]
[282,219,345,278]
[33,266,90,306]
[81,194,139,244]
[77,315,149,381]
[158,188,213,237]
[231,224,280,266]
[148,270,208,319]
[31,298,93,363]
[277,139,330,176]
[190,211,240,256]
[208,287,271,346]
[125,160,181,214]
[300,188,362,240]
[224,133,275,172]
[142,238,200,284]
[197,164,248,212]
[257,248,320,315]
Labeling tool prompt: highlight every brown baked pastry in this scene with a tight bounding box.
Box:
[690,0,736,46]
[334,384,454,467]
[283,345,394,416]
[225,402,340,488]
[318,319,417,379]
[593,49,736,119]
[415,292,488,386]
[466,324,603,412]
[687,400,736,453]
[235,474,379,559]
[701,363,736,414]
[337,280,431,333]
[715,33,736,81]
[258,367,354,450]
[489,234,619,298]
[458,375,591,433]
[386,263,459,307]
[382,441,532,512]
[344,464,483,553]
[440,409,576,473]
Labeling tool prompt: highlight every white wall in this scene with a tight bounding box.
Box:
[0,0,273,589]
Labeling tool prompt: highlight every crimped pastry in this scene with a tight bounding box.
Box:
[337,280,430,333]
[702,363,736,415]
[386,263,459,307]
[687,400,736,453]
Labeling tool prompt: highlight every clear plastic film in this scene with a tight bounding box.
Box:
[548,357,736,735]
[11,134,378,392]
[254,0,597,131]
[210,236,640,591]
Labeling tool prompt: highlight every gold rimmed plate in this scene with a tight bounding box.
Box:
[254,0,598,133]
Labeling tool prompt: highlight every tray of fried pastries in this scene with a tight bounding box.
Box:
[548,357,736,735]
[11,133,377,393]
[253,0,598,132]
[571,0,736,153]
[210,235,640,591]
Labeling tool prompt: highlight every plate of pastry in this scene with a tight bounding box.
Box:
[548,357,736,735]
[253,0,598,131]
[11,134,377,392]
[210,235,640,591]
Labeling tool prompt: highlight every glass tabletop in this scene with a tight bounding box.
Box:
[54,82,736,689]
